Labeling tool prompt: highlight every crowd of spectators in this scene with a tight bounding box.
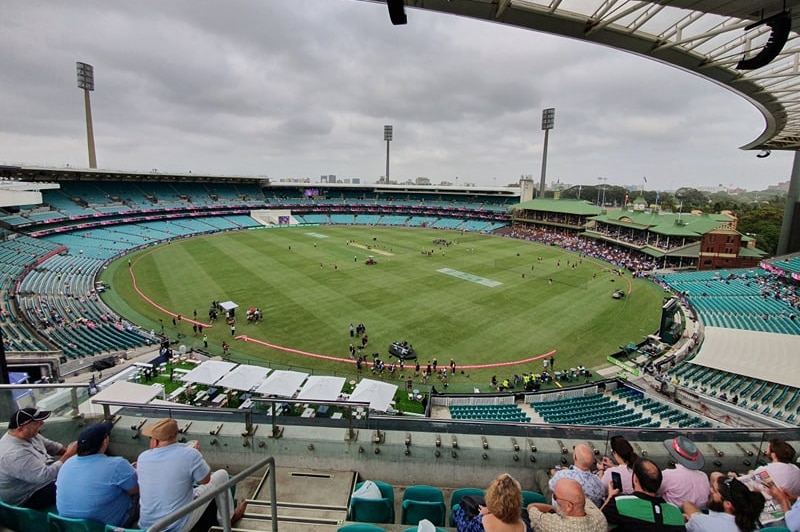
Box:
[504,225,661,274]
[513,436,799,531]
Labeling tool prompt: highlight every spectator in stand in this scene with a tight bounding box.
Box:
[527,478,607,531]
[136,418,247,532]
[683,473,765,532]
[453,473,531,532]
[754,439,800,494]
[769,485,800,531]
[599,435,639,495]
[658,436,710,508]
[56,421,139,528]
[0,408,78,509]
[601,458,685,531]
[549,444,606,508]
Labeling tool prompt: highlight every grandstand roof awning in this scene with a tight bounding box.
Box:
[691,327,800,389]
[738,246,768,258]
[514,199,601,216]
[641,248,665,258]
[665,243,701,258]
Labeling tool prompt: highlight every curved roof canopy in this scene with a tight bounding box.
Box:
[372,0,800,151]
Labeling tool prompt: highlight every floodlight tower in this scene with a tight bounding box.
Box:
[539,108,555,198]
[597,177,608,208]
[384,125,393,182]
[76,62,97,169]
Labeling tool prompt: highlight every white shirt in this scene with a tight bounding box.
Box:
[755,462,800,494]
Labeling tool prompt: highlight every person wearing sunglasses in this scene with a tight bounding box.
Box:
[683,473,765,532]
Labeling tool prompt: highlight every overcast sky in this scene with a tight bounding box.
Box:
[0,0,794,191]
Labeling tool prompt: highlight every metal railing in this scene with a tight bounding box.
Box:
[148,455,277,532]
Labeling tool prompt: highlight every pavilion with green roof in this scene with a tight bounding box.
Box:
[510,198,767,270]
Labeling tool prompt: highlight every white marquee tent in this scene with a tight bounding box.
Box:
[296,376,346,401]
[253,370,309,398]
[179,360,237,386]
[347,379,397,412]
[215,364,271,392]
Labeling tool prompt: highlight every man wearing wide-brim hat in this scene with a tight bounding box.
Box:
[0,408,78,508]
[658,435,710,508]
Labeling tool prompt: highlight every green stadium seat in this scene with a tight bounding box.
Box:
[449,487,484,526]
[349,480,395,524]
[47,512,105,532]
[338,524,387,532]
[0,500,50,531]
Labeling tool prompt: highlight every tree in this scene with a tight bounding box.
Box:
[673,187,711,211]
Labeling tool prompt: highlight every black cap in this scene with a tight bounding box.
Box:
[8,408,51,429]
[77,421,113,455]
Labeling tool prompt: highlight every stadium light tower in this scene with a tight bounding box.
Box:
[384,125,393,182]
[597,177,608,207]
[76,62,97,169]
[539,108,555,198]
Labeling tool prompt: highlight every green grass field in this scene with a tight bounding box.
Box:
[98,226,666,392]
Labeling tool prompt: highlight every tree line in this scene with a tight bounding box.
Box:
[557,185,785,256]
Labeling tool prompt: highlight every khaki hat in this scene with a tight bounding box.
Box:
[142,418,179,440]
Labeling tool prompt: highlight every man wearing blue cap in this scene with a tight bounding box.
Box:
[0,407,78,509]
[56,421,138,528]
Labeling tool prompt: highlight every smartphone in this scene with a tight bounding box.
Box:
[611,471,622,491]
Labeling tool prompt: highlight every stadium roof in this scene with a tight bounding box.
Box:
[393,0,800,151]
[591,210,733,237]
[691,326,800,389]
[515,198,601,215]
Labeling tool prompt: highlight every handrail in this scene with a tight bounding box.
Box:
[147,455,277,532]
[0,382,88,418]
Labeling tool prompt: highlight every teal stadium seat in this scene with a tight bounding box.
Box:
[338,524,387,532]
[0,500,50,531]
[522,491,547,506]
[47,512,105,532]
[349,480,395,524]
[448,487,484,526]
[401,485,446,527]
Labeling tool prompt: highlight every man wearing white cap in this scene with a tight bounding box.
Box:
[658,436,710,508]
[136,417,246,532]
[0,407,78,508]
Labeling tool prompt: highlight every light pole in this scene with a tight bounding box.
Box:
[384,125,393,182]
[539,108,555,198]
[76,62,97,169]
[597,177,608,208]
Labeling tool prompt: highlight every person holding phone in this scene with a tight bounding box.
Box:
[599,435,638,495]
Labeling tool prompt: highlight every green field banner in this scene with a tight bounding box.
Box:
[606,355,640,376]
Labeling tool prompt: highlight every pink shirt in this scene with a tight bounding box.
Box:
[601,464,636,495]
[658,464,710,508]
